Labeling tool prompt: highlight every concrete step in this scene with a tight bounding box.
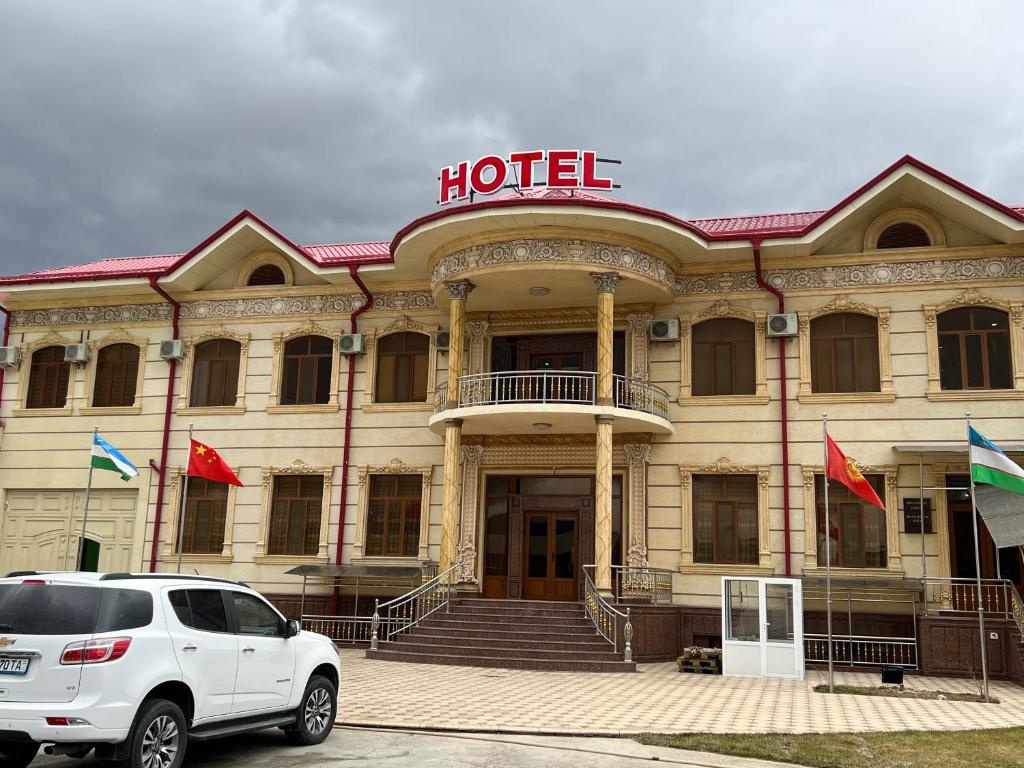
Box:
[386,640,622,661]
[448,604,585,619]
[409,625,609,645]
[420,616,595,633]
[365,648,636,673]
[395,630,611,652]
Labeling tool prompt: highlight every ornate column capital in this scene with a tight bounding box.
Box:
[444,279,475,301]
[623,443,652,466]
[460,444,485,467]
[590,271,622,294]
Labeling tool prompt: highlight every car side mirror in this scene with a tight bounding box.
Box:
[284,619,301,638]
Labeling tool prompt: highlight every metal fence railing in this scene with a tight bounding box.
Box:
[612,565,674,605]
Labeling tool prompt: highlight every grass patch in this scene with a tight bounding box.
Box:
[812,683,994,703]
[637,728,1024,768]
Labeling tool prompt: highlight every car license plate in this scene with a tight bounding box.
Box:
[0,656,29,675]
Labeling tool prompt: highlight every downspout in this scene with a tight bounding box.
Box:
[0,305,10,425]
[751,238,793,576]
[336,264,373,565]
[147,276,180,572]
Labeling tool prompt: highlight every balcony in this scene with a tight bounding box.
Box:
[428,371,673,436]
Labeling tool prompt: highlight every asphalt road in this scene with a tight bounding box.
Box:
[30,726,787,768]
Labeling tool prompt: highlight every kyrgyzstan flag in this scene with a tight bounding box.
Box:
[826,435,884,509]
[187,439,243,486]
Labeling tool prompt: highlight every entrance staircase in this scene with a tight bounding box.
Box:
[365,598,636,672]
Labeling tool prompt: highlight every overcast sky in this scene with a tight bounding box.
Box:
[1,0,1023,274]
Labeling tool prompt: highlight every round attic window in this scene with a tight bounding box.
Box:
[246,263,287,286]
[876,222,931,249]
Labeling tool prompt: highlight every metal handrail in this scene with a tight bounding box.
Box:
[922,576,1024,638]
[433,370,671,422]
[301,614,401,644]
[612,565,674,604]
[582,564,632,662]
[369,565,457,649]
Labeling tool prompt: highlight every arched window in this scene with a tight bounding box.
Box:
[375,332,430,403]
[280,335,333,405]
[810,313,880,393]
[246,264,286,286]
[26,345,71,409]
[692,318,756,396]
[877,222,930,249]
[92,343,140,407]
[190,339,242,407]
[938,307,1012,390]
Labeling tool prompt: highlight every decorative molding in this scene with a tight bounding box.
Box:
[797,295,893,400]
[234,250,295,288]
[351,458,433,562]
[363,315,439,408]
[13,331,77,416]
[177,325,250,413]
[456,445,485,584]
[590,271,622,294]
[678,459,771,571]
[160,466,238,562]
[255,461,334,562]
[183,294,364,322]
[625,313,652,383]
[623,443,651,567]
[800,464,901,573]
[11,304,172,328]
[267,321,341,410]
[444,279,475,301]
[432,239,676,292]
[465,321,490,376]
[678,301,768,402]
[81,328,148,413]
[863,207,946,251]
[923,290,1024,396]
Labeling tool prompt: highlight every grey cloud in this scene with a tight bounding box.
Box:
[1,0,1022,273]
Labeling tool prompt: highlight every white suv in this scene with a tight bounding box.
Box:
[0,572,341,768]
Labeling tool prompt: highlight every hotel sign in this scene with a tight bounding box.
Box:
[438,150,615,205]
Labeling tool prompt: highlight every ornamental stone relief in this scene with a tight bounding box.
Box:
[12,303,172,328]
[431,239,677,291]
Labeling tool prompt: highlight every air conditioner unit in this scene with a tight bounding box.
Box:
[339,333,364,355]
[649,318,679,342]
[64,344,90,364]
[766,313,799,338]
[159,339,184,360]
[0,347,20,369]
[435,330,450,352]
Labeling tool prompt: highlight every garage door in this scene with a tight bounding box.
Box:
[0,490,139,574]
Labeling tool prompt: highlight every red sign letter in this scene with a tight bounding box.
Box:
[470,155,508,195]
[546,149,579,188]
[508,150,544,188]
[581,150,613,190]
[439,161,469,204]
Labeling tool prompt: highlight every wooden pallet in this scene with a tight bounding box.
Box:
[677,658,721,674]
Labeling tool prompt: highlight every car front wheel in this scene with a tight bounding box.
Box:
[284,675,336,746]
[127,698,187,768]
[0,740,39,768]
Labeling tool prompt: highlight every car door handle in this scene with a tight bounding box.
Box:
[242,646,256,653]
[182,644,198,653]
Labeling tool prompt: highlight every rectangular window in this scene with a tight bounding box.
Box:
[815,474,887,568]
[365,474,422,557]
[693,474,759,565]
[180,478,229,554]
[268,475,324,556]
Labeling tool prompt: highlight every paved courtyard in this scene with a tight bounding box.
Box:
[338,648,1024,735]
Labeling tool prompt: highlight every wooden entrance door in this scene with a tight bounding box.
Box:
[522,512,578,601]
[948,500,1024,598]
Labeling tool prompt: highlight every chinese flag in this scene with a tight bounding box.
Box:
[826,435,883,509]
[187,439,243,486]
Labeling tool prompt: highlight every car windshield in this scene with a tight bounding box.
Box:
[0,584,152,635]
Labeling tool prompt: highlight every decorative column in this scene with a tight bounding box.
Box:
[624,443,651,567]
[625,312,652,383]
[439,280,474,572]
[456,444,485,585]
[591,271,621,593]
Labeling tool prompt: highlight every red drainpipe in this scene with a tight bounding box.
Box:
[751,238,793,576]
[147,276,181,572]
[0,306,10,423]
[336,264,373,565]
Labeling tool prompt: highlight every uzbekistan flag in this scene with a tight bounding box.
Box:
[91,433,139,481]
[970,427,1024,549]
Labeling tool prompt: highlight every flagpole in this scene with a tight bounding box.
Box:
[822,412,834,694]
[175,423,194,574]
[66,426,99,571]
[966,412,990,702]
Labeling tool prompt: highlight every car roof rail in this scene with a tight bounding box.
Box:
[4,570,47,578]
[99,573,249,588]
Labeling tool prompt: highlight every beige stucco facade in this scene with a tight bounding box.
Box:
[2,158,1023,612]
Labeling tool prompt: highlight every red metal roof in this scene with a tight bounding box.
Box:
[3,156,1022,288]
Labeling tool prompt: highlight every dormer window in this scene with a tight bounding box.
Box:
[246,264,287,286]
[876,222,930,249]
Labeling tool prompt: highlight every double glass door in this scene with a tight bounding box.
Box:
[721,577,804,679]
[523,512,578,600]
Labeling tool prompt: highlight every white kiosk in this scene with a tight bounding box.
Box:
[721,577,804,679]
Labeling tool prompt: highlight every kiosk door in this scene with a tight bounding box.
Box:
[722,577,804,679]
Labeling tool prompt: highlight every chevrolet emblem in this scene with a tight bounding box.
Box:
[0,637,15,647]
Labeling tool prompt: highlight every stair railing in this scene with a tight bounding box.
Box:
[369,564,457,650]
[582,564,633,662]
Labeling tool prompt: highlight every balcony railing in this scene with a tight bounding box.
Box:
[434,370,671,422]
[612,565,674,604]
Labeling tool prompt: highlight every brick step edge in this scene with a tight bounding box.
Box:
[386,641,623,661]
[365,649,636,673]
[408,627,609,644]
[421,616,595,630]
[401,631,612,651]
